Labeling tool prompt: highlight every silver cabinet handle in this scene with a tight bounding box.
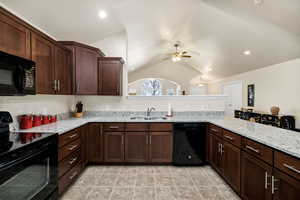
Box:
[283,163,300,174]
[109,126,119,129]
[69,171,78,180]
[246,145,260,154]
[220,144,224,156]
[271,176,279,194]
[57,80,60,92]
[76,82,80,92]
[218,143,221,153]
[69,157,78,165]
[265,171,271,189]
[211,128,218,132]
[69,134,78,139]
[68,145,78,151]
[149,136,152,145]
[224,135,234,141]
[53,80,57,91]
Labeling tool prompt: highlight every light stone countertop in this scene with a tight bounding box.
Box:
[16,115,300,159]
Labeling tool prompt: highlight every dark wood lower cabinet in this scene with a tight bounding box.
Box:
[222,141,241,193]
[209,134,223,174]
[273,169,300,200]
[87,123,103,163]
[104,132,124,162]
[125,132,148,163]
[149,132,173,163]
[241,152,272,200]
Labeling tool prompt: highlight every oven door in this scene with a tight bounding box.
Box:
[0,146,58,200]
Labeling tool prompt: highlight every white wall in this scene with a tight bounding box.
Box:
[208,58,300,128]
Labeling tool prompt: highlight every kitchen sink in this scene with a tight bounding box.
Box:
[130,116,168,120]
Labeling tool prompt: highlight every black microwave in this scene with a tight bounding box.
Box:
[0,51,36,95]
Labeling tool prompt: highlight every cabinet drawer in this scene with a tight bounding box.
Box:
[242,138,273,165]
[58,139,81,161]
[104,123,124,131]
[275,151,300,180]
[125,123,148,132]
[59,150,81,178]
[223,129,241,148]
[59,129,80,148]
[208,124,222,137]
[149,123,173,132]
[59,163,81,195]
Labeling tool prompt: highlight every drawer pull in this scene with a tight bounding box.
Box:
[224,135,234,141]
[69,171,78,180]
[68,145,78,151]
[283,163,300,174]
[265,171,271,189]
[246,145,260,154]
[69,157,78,165]
[69,134,78,139]
[271,176,279,194]
[109,126,119,129]
[211,128,218,132]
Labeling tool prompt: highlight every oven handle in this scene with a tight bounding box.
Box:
[0,145,51,171]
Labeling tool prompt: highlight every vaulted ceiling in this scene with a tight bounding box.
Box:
[1,0,300,81]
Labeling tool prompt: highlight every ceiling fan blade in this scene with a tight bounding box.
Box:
[182,55,192,58]
[181,51,188,54]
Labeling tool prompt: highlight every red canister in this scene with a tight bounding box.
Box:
[42,115,50,125]
[33,115,42,127]
[20,115,33,129]
[50,115,57,123]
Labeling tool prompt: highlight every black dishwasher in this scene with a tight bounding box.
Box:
[173,123,206,165]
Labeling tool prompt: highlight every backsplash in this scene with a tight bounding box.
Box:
[0,95,75,129]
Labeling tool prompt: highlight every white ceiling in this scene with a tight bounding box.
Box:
[1,0,300,81]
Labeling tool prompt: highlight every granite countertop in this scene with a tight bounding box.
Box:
[16,115,300,159]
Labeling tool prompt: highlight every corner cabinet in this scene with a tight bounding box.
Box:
[59,41,105,95]
[98,57,124,96]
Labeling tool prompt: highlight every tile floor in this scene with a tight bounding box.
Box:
[60,165,241,200]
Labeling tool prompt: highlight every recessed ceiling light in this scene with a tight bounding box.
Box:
[243,50,251,55]
[98,10,107,19]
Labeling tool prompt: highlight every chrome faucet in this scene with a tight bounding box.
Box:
[146,107,156,117]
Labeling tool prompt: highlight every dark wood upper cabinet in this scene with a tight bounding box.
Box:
[125,132,148,163]
[209,133,223,174]
[54,45,72,95]
[273,169,300,200]
[241,152,272,200]
[149,131,173,163]
[98,57,124,96]
[31,33,55,94]
[0,9,31,59]
[104,132,124,163]
[59,41,104,95]
[87,123,103,163]
[222,141,241,193]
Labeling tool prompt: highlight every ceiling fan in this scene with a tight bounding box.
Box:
[169,43,192,62]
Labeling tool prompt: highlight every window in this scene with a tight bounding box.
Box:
[142,79,162,96]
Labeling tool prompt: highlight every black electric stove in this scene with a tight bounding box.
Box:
[0,112,58,200]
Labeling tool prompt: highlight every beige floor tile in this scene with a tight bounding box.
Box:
[86,187,113,200]
[60,186,92,200]
[135,174,155,187]
[115,174,136,187]
[197,186,226,200]
[133,187,155,200]
[156,186,178,200]
[95,174,118,187]
[175,186,203,200]
[110,187,134,200]
[173,174,194,187]
[154,174,174,186]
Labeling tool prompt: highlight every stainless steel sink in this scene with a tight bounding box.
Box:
[130,116,167,120]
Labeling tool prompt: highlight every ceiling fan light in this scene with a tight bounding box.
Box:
[172,56,181,62]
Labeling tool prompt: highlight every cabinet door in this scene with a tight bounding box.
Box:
[241,152,272,200]
[31,33,55,94]
[0,12,31,59]
[273,169,300,200]
[104,132,124,162]
[222,141,241,193]
[98,60,122,96]
[149,132,173,163]
[125,132,148,163]
[75,46,98,95]
[80,125,88,168]
[54,46,72,95]
[87,123,103,163]
[209,134,223,174]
